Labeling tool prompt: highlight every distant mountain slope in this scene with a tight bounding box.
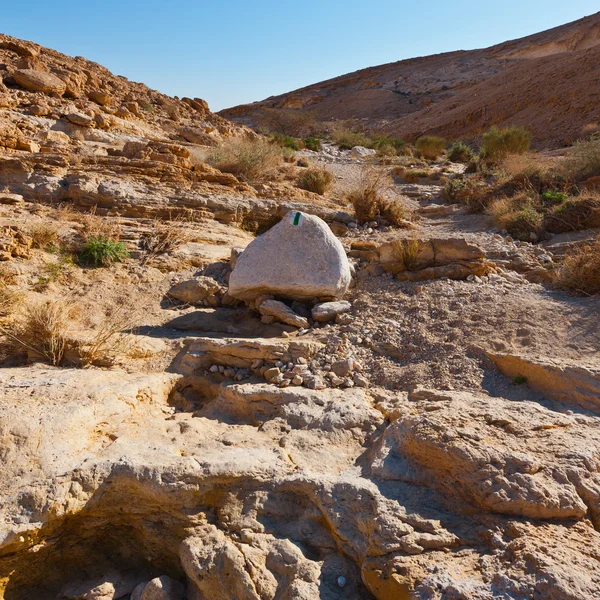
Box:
[220,12,600,148]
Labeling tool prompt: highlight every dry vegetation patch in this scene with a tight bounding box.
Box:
[556,237,600,295]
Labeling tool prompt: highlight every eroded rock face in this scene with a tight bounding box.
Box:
[2,366,600,599]
[13,69,67,95]
[229,211,351,301]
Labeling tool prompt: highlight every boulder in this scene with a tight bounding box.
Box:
[350,146,377,159]
[229,211,351,301]
[168,277,222,304]
[42,130,70,145]
[140,576,185,600]
[13,69,66,95]
[312,300,351,323]
[258,299,309,329]
[66,112,94,127]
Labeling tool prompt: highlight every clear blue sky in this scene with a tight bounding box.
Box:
[2,1,598,111]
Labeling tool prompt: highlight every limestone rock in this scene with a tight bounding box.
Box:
[13,69,66,95]
[349,146,377,159]
[168,277,222,304]
[258,299,309,328]
[140,576,185,600]
[66,112,94,127]
[312,300,351,322]
[487,352,600,412]
[229,211,351,301]
[42,130,70,145]
[372,388,600,520]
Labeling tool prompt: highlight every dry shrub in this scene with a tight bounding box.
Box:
[556,237,600,295]
[78,208,122,241]
[296,168,334,195]
[141,215,194,261]
[206,137,283,182]
[391,237,425,271]
[543,196,600,233]
[332,127,370,150]
[1,298,77,365]
[0,283,21,319]
[380,199,410,226]
[564,135,600,181]
[480,126,531,161]
[500,207,543,241]
[2,292,147,367]
[76,297,146,367]
[28,222,60,249]
[347,168,389,222]
[415,136,446,160]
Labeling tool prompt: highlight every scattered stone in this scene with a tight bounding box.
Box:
[140,576,185,600]
[312,300,352,323]
[66,112,94,127]
[332,359,354,378]
[229,211,351,301]
[349,146,377,159]
[168,277,222,304]
[259,299,309,329]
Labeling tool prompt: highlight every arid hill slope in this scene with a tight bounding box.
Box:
[221,12,600,147]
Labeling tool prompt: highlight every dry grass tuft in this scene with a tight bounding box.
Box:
[28,223,60,249]
[77,207,122,241]
[206,137,283,182]
[296,168,334,195]
[347,168,390,222]
[556,237,600,295]
[391,237,424,271]
[141,215,194,261]
[1,298,77,365]
[415,136,446,160]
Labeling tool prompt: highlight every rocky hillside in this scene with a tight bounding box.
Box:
[1,29,600,600]
[221,12,600,147]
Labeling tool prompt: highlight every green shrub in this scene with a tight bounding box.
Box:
[415,136,446,160]
[303,137,322,152]
[332,128,370,150]
[564,135,600,180]
[296,168,334,195]
[271,132,303,150]
[480,126,531,161]
[502,207,543,241]
[540,190,567,205]
[80,237,129,266]
[447,142,475,163]
[371,135,405,152]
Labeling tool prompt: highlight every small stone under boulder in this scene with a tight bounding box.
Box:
[312,300,351,323]
[228,211,351,301]
[168,276,222,304]
[259,299,309,329]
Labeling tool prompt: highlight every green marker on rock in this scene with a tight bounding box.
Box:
[293,211,301,226]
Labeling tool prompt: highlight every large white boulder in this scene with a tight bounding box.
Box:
[228,211,351,301]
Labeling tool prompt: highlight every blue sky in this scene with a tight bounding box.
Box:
[2,1,598,111]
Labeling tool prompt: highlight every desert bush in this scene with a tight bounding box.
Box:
[380,199,409,226]
[78,209,122,241]
[480,126,531,161]
[501,206,543,241]
[540,190,568,205]
[141,216,193,260]
[28,223,60,249]
[556,236,600,295]
[206,137,283,182]
[80,236,129,266]
[303,137,322,152]
[270,132,303,150]
[543,196,600,233]
[347,169,388,221]
[391,237,424,271]
[0,284,20,320]
[415,136,446,160]
[563,135,600,180]
[2,298,76,365]
[257,108,319,137]
[447,142,475,163]
[296,168,334,195]
[332,128,370,150]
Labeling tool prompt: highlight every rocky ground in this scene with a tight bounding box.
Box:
[1,33,600,600]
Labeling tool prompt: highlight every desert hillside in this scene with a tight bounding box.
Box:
[1,26,600,600]
[221,12,600,147]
